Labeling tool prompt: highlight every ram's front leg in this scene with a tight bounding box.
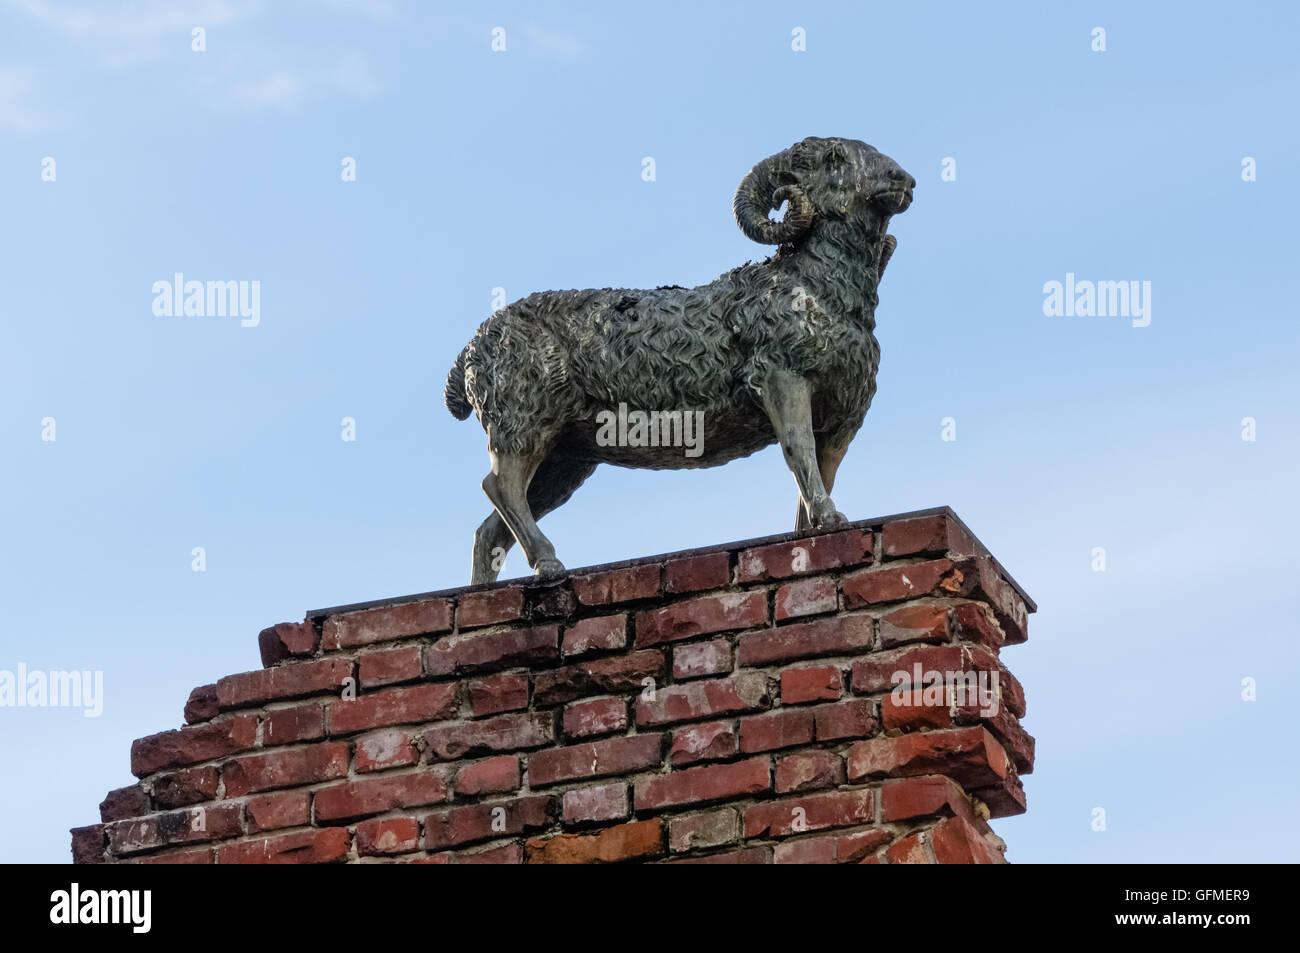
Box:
[761,370,846,530]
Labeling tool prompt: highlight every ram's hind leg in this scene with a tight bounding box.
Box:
[471,511,515,586]
[482,445,566,578]
[795,442,848,531]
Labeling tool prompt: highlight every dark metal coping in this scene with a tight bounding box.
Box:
[306,505,1036,622]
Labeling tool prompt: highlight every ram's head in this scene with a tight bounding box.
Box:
[733,136,915,245]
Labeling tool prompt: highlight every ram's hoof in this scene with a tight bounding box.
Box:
[534,558,566,579]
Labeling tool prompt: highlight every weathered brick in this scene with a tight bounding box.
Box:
[880,775,975,824]
[354,728,420,773]
[636,673,770,727]
[423,795,551,850]
[257,621,320,667]
[850,644,998,697]
[263,704,324,746]
[951,601,1005,650]
[532,650,665,707]
[633,757,770,811]
[321,599,451,651]
[842,559,957,608]
[667,846,770,864]
[811,699,878,741]
[107,804,242,856]
[328,682,458,736]
[672,639,732,680]
[314,771,449,823]
[245,791,310,832]
[744,789,874,838]
[773,836,837,864]
[736,614,873,667]
[525,818,662,864]
[635,591,768,648]
[134,846,213,865]
[562,697,628,739]
[774,750,845,794]
[467,672,529,716]
[357,644,423,689]
[837,828,894,863]
[183,684,219,725]
[669,721,738,766]
[222,742,350,797]
[572,564,660,605]
[775,576,837,620]
[424,711,554,760]
[151,765,220,808]
[458,841,525,864]
[130,715,258,777]
[424,625,558,677]
[562,614,627,657]
[217,657,353,710]
[739,708,814,753]
[846,727,1010,789]
[780,665,842,704]
[99,785,150,823]
[663,552,731,593]
[882,690,953,732]
[737,529,872,582]
[562,783,629,825]
[667,808,740,853]
[528,734,662,787]
[456,587,525,628]
[356,817,420,856]
[70,825,105,865]
[878,604,949,648]
[885,831,932,864]
[217,827,351,864]
[930,815,1005,864]
[881,514,975,560]
[454,755,521,797]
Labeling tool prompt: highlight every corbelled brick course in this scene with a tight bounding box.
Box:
[72,506,1034,864]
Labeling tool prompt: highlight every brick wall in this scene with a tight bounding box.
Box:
[71,506,1035,864]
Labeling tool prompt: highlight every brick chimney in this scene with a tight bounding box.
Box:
[72,506,1034,864]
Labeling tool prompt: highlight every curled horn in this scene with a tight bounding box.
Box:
[733,151,814,245]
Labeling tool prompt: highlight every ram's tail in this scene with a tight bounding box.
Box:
[444,347,473,420]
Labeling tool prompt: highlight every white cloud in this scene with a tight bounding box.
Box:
[220,52,382,112]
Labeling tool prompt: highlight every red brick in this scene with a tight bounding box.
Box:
[736,614,873,667]
[70,825,105,865]
[107,804,242,855]
[356,817,420,856]
[257,621,319,667]
[354,728,420,773]
[454,755,521,797]
[737,529,872,582]
[882,690,953,732]
[217,827,351,864]
[130,715,258,777]
[668,847,770,864]
[245,791,310,832]
[849,644,967,694]
[781,666,842,704]
[633,757,770,811]
[424,711,554,760]
[423,795,551,850]
[532,650,665,707]
[562,783,629,825]
[635,591,768,648]
[663,552,731,593]
[183,684,219,724]
[773,836,837,864]
[743,789,874,838]
[327,682,457,736]
[458,841,524,864]
[528,734,662,787]
[846,727,1010,788]
[525,818,662,864]
[217,657,352,710]
[314,771,449,823]
[842,559,957,608]
[636,673,769,727]
[467,672,529,716]
[667,808,740,852]
[222,742,350,797]
[670,721,738,766]
[881,514,975,559]
[99,785,150,822]
[672,639,732,680]
[456,587,525,628]
[971,774,1028,818]
[357,645,423,689]
[134,846,213,865]
[572,564,660,605]
[263,704,324,746]
[563,697,627,739]
[424,625,558,677]
[951,602,1005,650]
[885,831,931,864]
[739,708,814,753]
[562,614,627,657]
[321,599,451,650]
[775,576,837,620]
[878,604,949,648]
[837,828,893,863]
[774,750,844,794]
[150,766,220,808]
[880,775,975,823]
[930,815,1004,864]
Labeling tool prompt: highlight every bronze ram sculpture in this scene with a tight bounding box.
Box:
[446,136,915,584]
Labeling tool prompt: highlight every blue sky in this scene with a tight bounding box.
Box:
[1,0,1296,863]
